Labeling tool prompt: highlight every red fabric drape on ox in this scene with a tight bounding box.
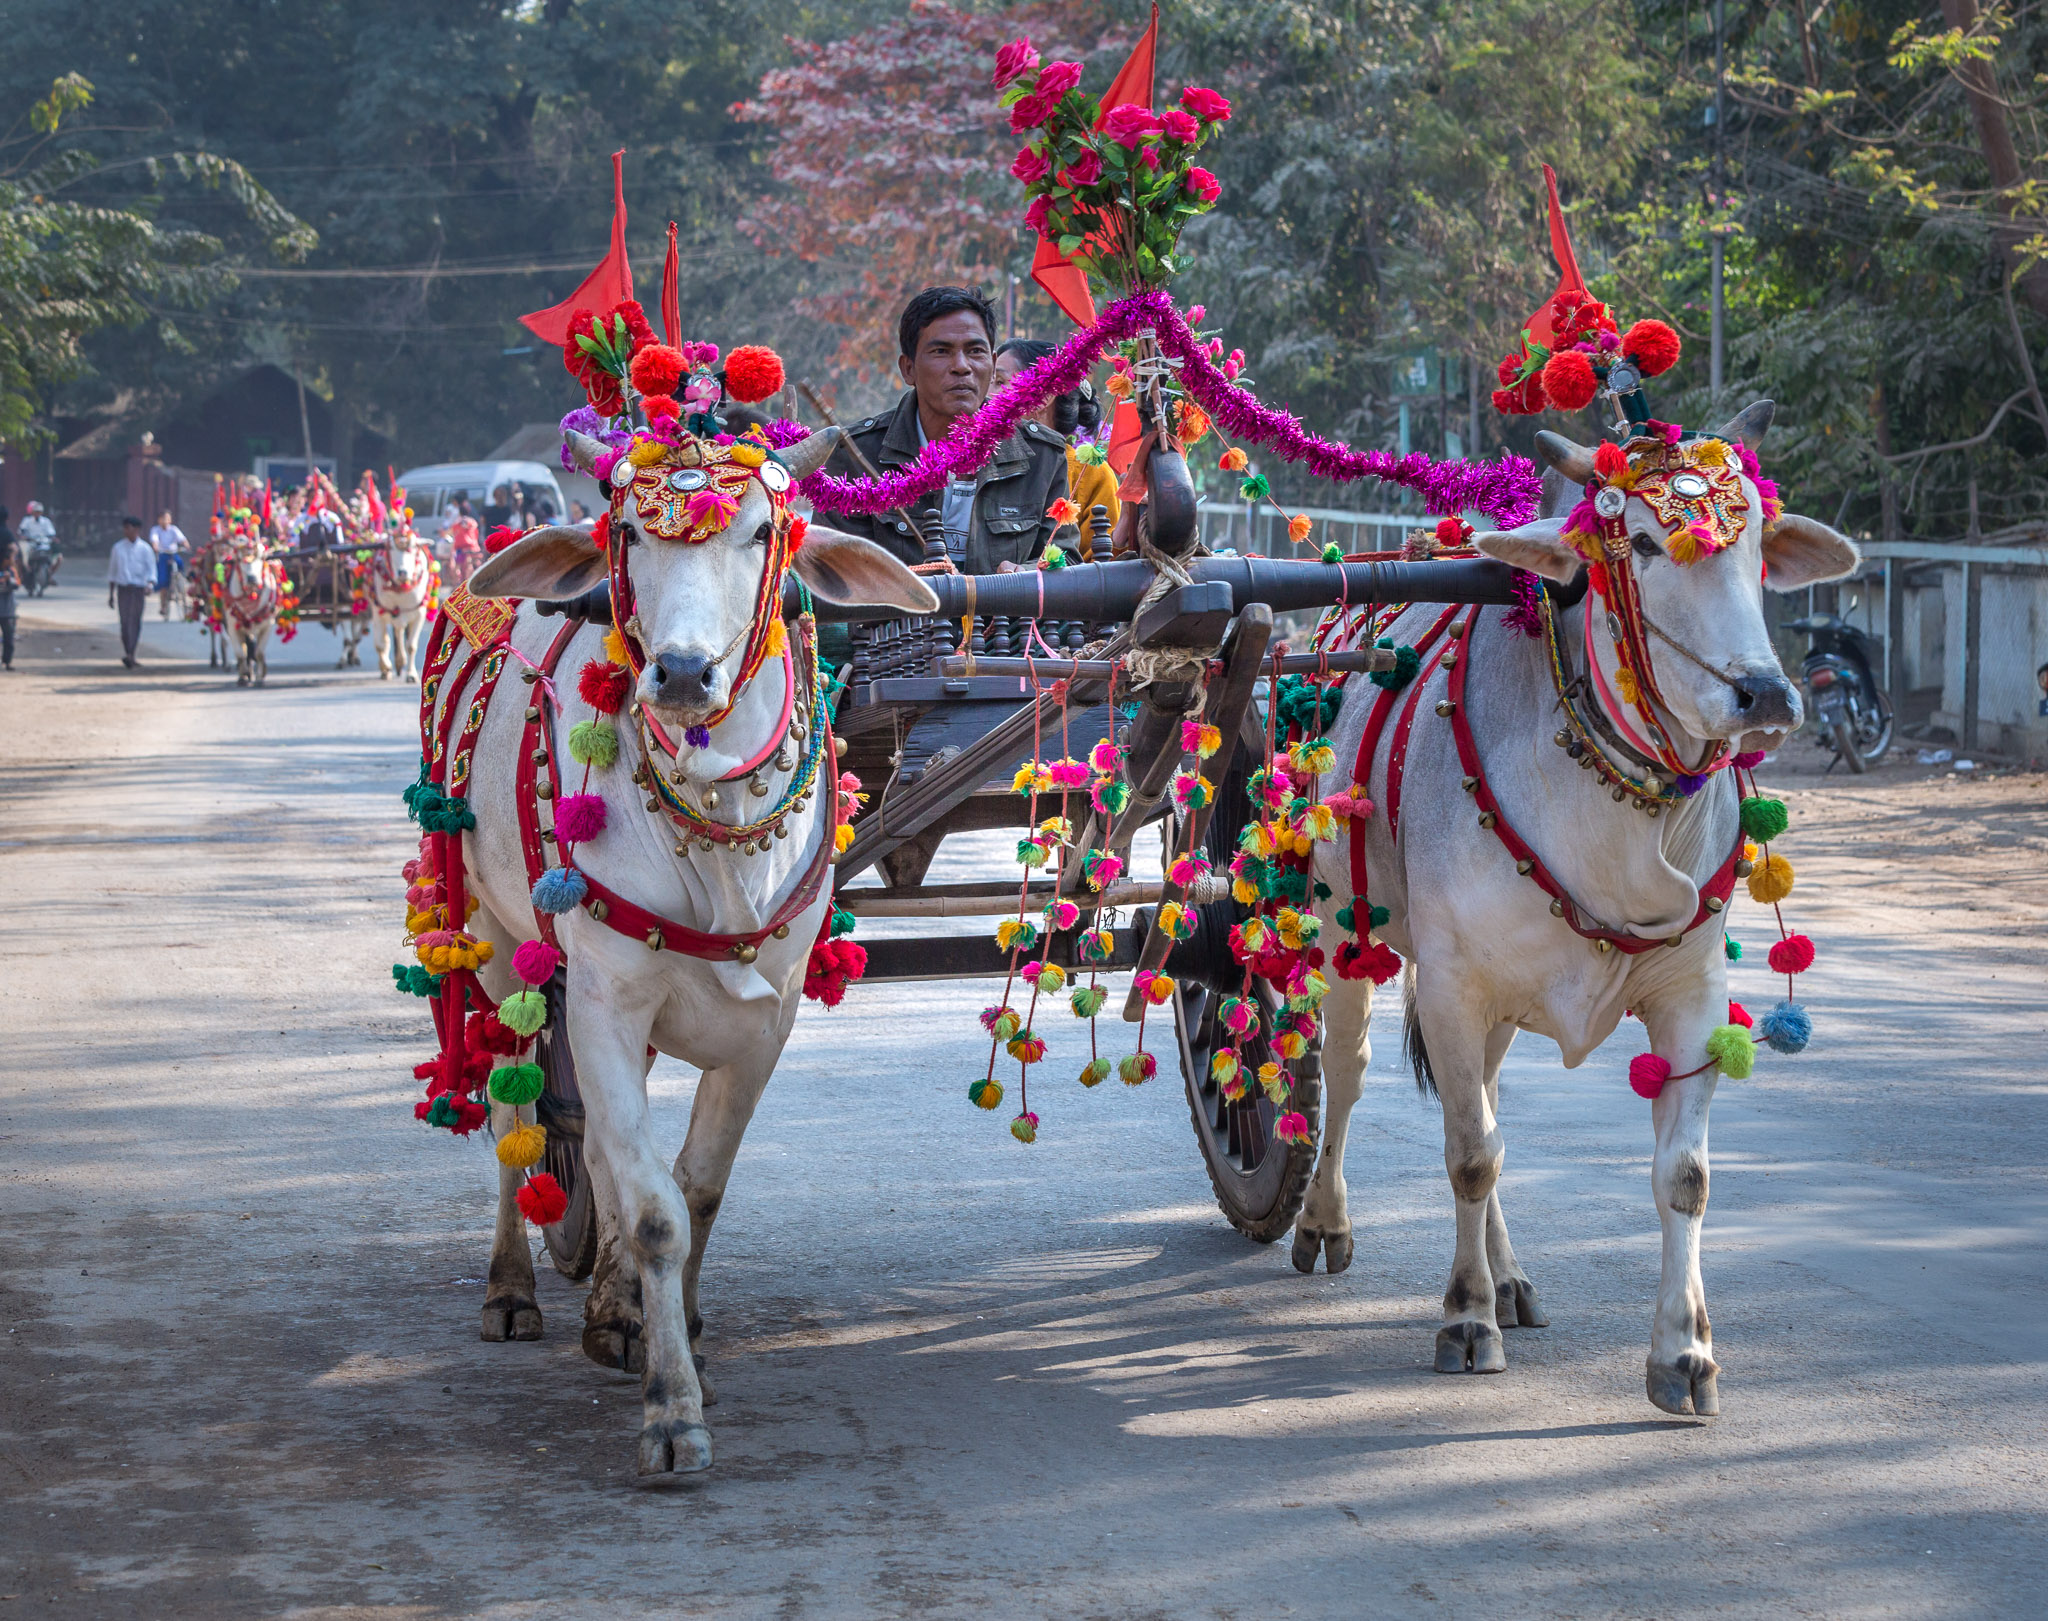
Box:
[1028,3,1159,330]
[1522,163,1590,348]
[519,151,636,346]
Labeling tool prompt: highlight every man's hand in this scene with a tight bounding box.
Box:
[108,588,116,608]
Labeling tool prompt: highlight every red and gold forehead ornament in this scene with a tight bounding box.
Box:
[1562,434,1774,568]
[610,431,795,546]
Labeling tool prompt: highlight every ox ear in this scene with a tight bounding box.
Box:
[1716,399,1775,449]
[1471,517,1581,584]
[1761,512,1860,592]
[791,526,940,614]
[1534,430,1596,485]
[467,525,608,601]
[779,426,843,481]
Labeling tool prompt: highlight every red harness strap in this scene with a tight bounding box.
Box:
[1445,611,1741,953]
[1348,604,1461,899]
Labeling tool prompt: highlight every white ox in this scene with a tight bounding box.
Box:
[458,425,935,1475]
[368,528,435,680]
[219,538,283,687]
[1296,403,1857,1415]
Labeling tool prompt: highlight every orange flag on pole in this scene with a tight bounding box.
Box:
[1028,3,1159,329]
[519,152,636,348]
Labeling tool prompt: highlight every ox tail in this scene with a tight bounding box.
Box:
[1401,959,1437,1099]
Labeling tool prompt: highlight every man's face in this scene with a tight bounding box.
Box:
[900,310,993,427]
[123,523,141,541]
[159,512,172,527]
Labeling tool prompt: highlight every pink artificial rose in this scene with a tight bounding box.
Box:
[1101,103,1163,147]
[1009,92,1055,133]
[1160,108,1200,143]
[1185,165,1222,203]
[1036,60,1083,100]
[1139,145,1161,170]
[1058,148,1103,187]
[993,38,1039,88]
[1180,86,1232,123]
[1011,146,1051,184]
[1024,195,1054,238]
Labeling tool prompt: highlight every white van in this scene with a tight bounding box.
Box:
[395,460,568,539]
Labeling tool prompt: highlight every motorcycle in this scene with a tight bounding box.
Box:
[24,538,62,597]
[1785,608,1892,772]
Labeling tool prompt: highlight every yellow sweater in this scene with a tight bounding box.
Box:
[1065,452,1121,557]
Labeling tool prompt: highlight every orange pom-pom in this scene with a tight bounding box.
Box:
[629,344,685,396]
[1219,447,1248,472]
[1542,350,1598,412]
[1287,514,1312,544]
[1622,319,1681,377]
[723,345,785,404]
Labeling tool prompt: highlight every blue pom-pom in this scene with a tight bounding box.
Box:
[531,865,589,915]
[1757,1000,1810,1054]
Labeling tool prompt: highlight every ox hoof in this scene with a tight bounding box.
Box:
[1646,1353,1720,1417]
[1496,1277,1549,1329]
[481,1298,543,1342]
[1323,1230,1354,1275]
[637,1419,714,1476]
[1290,1227,1320,1274]
[1434,1320,1507,1374]
[1292,1226,1353,1274]
[582,1321,645,1374]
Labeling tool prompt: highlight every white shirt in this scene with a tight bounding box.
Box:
[109,536,158,588]
[151,522,188,556]
[916,414,977,565]
[18,514,55,546]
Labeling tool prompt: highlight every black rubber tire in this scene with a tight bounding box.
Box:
[1830,713,1866,774]
[535,971,599,1280]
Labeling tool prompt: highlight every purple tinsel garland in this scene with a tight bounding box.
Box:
[776,290,1543,528]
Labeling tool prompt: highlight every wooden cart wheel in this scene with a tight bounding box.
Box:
[534,972,599,1280]
[1164,737,1320,1242]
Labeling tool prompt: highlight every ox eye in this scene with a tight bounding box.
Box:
[752,521,772,546]
[1631,532,1662,561]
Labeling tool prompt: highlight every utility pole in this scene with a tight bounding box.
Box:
[1710,0,1727,406]
[295,362,316,476]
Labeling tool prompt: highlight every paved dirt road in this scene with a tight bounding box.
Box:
[3,596,2045,1619]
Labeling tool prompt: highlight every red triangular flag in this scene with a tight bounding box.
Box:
[1104,400,1144,479]
[1523,163,1589,349]
[519,152,635,348]
[661,223,681,349]
[1029,3,1159,328]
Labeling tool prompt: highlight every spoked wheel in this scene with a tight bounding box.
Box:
[534,970,598,1279]
[1175,980,1320,1240]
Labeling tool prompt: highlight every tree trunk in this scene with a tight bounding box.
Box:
[1938,0,2048,315]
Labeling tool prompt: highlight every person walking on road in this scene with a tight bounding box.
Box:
[0,507,19,670]
[108,516,155,669]
[151,509,189,618]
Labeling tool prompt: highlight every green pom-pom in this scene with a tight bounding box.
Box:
[487,1062,546,1106]
[1240,473,1271,501]
[1335,900,1357,932]
[1725,937,1743,962]
[1369,640,1422,691]
[1320,542,1344,564]
[969,1077,1005,1111]
[498,989,548,1037]
[1077,1056,1112,1088]
[1042,547,1069,570]
[568,719,620,770]
[1369,904,1390,929]
[830,906,856,939]
[1739,796,1788,844]
[424,1094,463,1129]
[1017,838,1050,868]
[1705,1023,1756,1080]
[1097,780,1131,814]
[392,962,442,997]
[1070,985,1108,1019]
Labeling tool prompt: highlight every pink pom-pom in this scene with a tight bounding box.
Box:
[1727,1000,1753,1028]
[1274,1111,1311,1143]
[1089,740,1121,773]
[1767,934,1815,975]
[1731,750,1766,770]
[1048,759,1090,788]
[402,858,421,882]
[1324,790,1371,821]
[1168,854,1209,885]
[1629,1053,1672,1100]
[512,939,561,987]
[555,793,608,844]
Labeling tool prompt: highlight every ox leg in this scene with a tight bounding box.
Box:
[574,1009,714,1475]
[400,614,421,681]
[375,618,393,679]
[1479,1024,1547,1329]
[480,1098,544,1341]
[1419,982,1508,1374]
[1294,968,1372,1275]
[581,1145,646,1374]
[1640,1002,1722,1417]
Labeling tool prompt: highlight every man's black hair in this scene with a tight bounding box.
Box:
[899,285,996,359]
[997,337,1098,438]
[122,515,143,528]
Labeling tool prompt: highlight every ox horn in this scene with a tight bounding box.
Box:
[1533,430,1596,485]
[1715,399,1775,449]
[778,426,843,481]
[562,429,606,474]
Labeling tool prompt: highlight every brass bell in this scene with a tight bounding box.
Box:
[773,823,788,839]
[705,788,720,810]
[749,775,769,797]
[833,735,848,758]
[700,838,714,852]
[772,924,790,940]
[537,781,555,801]
[646,795,661,812]
[1579,752,1595,770]
[1644,804,1660,818]
[1478,811,1496,829]
[524,705,540,722]
[1594,939,1614,954]
[646,929,665,951]
[1515,858,1533,875]
[1549,898,1565,918]
[1666,934,1684,948]
[1461,775,1479,794]
[1435,699,1456,717]
[734,943,758,964]
[531,747,549,766]
[1704,895,1724,912]
[1554,729,1571,748]
[1611,786,1627,801]
[588,899,609,921]
[1642,774,1662,796]
[1440,650,1458,669]
[1734,857,1754,877]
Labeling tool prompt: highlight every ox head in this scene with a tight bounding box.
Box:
[469,426,937,726]
[1472,402,1859,751]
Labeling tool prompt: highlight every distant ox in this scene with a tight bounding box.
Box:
[1298,403,1857,1417]
[218,536,285,687]
[368,526,435,680]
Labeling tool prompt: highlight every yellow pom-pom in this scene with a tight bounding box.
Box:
[1257,1061,1287,1103]
[496,1122,547,1168]
[1747,852,1794,904]
[1615,666,1640,706]
[603,626,630,665]
[763,618,788,659]
[728,440,768,467]
[1231,876,1258,905]
[834,822,855,854]
[626,438,668,467]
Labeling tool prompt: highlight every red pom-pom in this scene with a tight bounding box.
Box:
[641,394,681,422]
[1541,350,1598,412]
[1727,1000,1753,1028]
[484,525,521,554]
[1491,387,1519,415]
[1593,441,1629,480]
[465,1008,524,1056]
[787,515,808,552]
[516,1173,569,1226]
[722,345,785,405]
[1629,1053,1672,1099]
[613,300,654,349]
[629,344,685,396]
[1622,319,1681,377]
[591,512,610,552]
[1435,517,1472,545]
[1497,352,1523,387]
[577,658,632,715]
[1767,933,1815,975]
[1333,938,1402,984]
